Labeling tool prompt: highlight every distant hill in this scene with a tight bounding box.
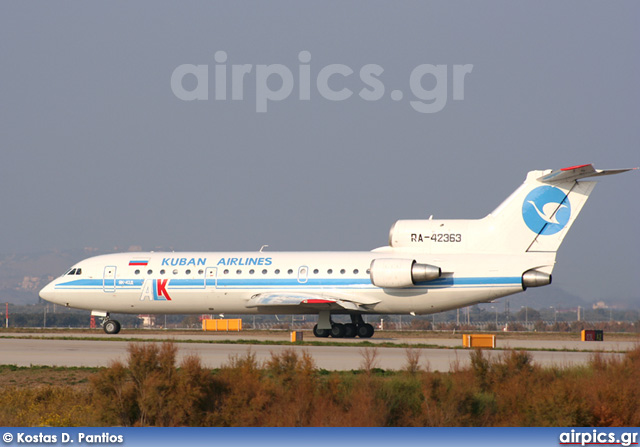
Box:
[0,247,134,304]
[476,284,639,312]
[516,286,589,310]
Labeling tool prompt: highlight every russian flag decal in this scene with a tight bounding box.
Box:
[129,260,149,266]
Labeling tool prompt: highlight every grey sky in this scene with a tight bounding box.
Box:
[0,2,638,303]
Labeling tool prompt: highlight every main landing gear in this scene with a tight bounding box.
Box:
[313,314,374,339]
[101,315,121,335]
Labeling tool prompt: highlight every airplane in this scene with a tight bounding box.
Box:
[39,164,635,337]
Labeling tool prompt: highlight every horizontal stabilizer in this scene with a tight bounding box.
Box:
[538,164,637,184]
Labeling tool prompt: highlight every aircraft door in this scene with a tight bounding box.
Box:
[103,266,116,292]
[205,267,217,288]
[298,266,308,284]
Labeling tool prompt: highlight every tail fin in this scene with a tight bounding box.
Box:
[387,164,635,255]
[487,164,634,254]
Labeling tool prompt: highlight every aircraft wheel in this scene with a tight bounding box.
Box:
[313,324,330,338]
[330,323,345,338]
[103,319,121,335]
[343,323,357,338]
[363,323,375,338]
[357,323,374,338]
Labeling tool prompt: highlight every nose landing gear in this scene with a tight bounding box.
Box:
[100,314,121,334]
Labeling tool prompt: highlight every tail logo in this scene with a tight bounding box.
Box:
[522,186,571,235]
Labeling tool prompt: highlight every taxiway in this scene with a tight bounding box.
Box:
[0,331,633,371]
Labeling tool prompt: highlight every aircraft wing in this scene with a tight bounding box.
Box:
[246,292,380,311]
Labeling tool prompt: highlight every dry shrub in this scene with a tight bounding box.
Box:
[210,349,272,426]
[262,349,318,426]
[89,359,137,425]
[418,349,595,426]
[213,348,389,426]
[171,354,222,426]
[8,342,637,427]
[131,343,177,426]
[585,347,640,426]
[360,347,379,373]
[341,373,387,426]
[91,342,221,426]
[403,347,422,375]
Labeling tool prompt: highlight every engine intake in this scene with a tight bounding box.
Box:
[370,258,441,288]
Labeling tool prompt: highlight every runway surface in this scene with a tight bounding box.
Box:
[1,331,634,371]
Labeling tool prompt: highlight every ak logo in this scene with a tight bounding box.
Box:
[139,279,172,301]
[522,185,571,235]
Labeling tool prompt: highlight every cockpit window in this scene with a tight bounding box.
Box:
[67,268,77,275]
[75,268,82,275]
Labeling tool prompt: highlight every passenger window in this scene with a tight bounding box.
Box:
[275,269,280,274]
[287,269,293,274]
[186,269,191,275]
[224,269,229,274]
[236,269,242,274]
[160,269,166,275]
[262,269,267,274]
[353,269,359,274]
[327,269,333,274]
[173,269,178,275]
[135,270,140,275]
[313,269,319,274]
[340,269,345,274]
[147,270,153,275]
[249,269,255,274]
[198,269,204,275]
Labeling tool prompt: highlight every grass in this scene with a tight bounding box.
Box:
[0,364,99,388]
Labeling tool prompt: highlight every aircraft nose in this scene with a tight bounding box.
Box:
[39,281,57,303]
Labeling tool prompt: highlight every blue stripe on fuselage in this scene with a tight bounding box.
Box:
[54,276,522,290]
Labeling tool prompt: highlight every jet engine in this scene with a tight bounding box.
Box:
[370,258,441,288]
[521,269,552,289]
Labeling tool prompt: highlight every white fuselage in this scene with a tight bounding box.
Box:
[39,250,546,316]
